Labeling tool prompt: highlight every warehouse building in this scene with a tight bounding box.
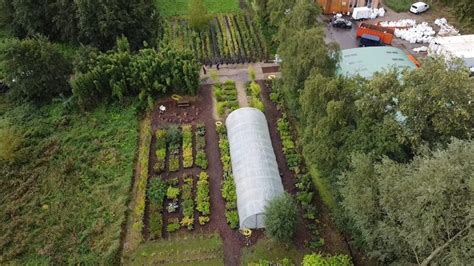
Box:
[226,108,284,229]
[337,47,417,79]
[317,0,380,14]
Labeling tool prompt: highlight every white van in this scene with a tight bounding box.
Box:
[410,2,429,14]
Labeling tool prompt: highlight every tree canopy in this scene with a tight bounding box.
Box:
[1,0,161,50]
[264,193,298,243]
[339,139,473,264]
[1,36,72,103]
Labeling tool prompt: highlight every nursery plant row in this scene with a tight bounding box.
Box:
[215,80,239,118]
[163,14,267,65]
[154,124,208,174]
[268,80,325,249]
[216,123,239,229]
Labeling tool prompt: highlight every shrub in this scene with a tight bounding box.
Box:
[166,125,182,148]
[302,253,352,266]
[226,210,239,229]
[155,129,167,173]
[166,186,180,200]
[148,178,167,205]
[198,216,210,225]
[196,172,210,215]
[251,98,265,112]
[217,102,226,116]
[182,125,193,168]
[195,152,208,169]
[265,193,298,243]
[167,218,180,233]
[169,155,180,172]
[180,216,194,230]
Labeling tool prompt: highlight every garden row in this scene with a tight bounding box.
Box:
[214,80,239,117]
[163,14,267,65]
[146,123,210,240]
[268,80,324,249]
[154,123,208,173]
[217,123,240,229]
[246,66,265,112]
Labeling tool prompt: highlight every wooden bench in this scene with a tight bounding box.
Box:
[177,100,190,108]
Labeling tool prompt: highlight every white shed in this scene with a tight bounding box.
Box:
[225,108,284,229]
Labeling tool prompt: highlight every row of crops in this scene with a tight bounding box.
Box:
[163,14,267,65]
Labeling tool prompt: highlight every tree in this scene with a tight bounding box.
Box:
[188,0,209,31]
[2,36,73,103]
[267,0,295,27]
[264,193,298,243]
[339,139,473,264]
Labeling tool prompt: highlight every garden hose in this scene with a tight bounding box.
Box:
[241,228,252,238]
[171,94,181,101]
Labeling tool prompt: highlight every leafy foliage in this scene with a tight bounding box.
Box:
[188,0,210,31]
[181,175,195,230]
[182,125,193,168]
[148,177,167,239]
[71,38,200,110]
[154,129,167,173]
[264,193,298,243]
[0,0,160,50]
[195,123,208,169]
[0,100,138,264]
[339,139,473,264]
[302,253,352,266]
[1,36,72,103]
[196,172,210,217]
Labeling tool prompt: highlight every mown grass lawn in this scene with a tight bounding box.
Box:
[241,237,308,265]
[128,233,223,265]
[383,0,412,12]
[0,98,139,264]
[155,0,240,16]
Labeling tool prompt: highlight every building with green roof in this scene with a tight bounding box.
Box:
[337,47,416,79]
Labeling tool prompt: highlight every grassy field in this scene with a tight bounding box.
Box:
[241,237,308,265]
[383,0,412,12]
[0,98,138,264]
[155,0,240,16]
[128,233,223,265]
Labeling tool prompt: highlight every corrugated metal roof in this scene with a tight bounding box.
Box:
[337,47,416,79]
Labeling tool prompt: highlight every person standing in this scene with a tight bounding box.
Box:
[216,63,220,70]
[202,66,207,75]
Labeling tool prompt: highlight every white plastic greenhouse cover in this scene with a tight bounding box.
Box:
[225,108,284,229]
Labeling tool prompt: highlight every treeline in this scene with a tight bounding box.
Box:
[436,0,474,26]
[252,0,473,264]
[0,36,200,109]
[0,0,160,50]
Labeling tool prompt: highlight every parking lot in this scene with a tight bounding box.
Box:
[323,4,469,58]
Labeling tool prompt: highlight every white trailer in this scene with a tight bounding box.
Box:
[429,34,474,74]
[352,7,372,20]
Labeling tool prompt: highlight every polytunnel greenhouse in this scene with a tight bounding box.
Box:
[225,108,284,229]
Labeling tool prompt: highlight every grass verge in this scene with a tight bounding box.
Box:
[241,237,308,265]
[383,0,412,12]
[0,98,138,264]
[128,233,223,265]
[155,0,240,17]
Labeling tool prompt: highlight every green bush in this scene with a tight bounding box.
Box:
[302,253,352,266]
[166,186,180,200]
[167,218,180,233]
[198,216,210,225]
[196,172,210,215]
[226,210,239,229]
[155,129,167,173]
[196,152,208,169]
[182,125,193,168]
[264,193,298,243]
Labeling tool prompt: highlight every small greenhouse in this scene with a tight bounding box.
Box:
[225,108,284,229]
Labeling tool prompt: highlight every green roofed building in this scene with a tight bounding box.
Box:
[337,47,416,79]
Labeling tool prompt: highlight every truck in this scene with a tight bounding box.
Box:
[357,22,394,45]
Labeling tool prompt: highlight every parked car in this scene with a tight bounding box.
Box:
[332,18,352,29]
[410,2,429,14]
[359,34,384,47]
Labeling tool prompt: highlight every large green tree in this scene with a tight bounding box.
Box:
[339,139,473,264]
[1,36,72,103]
[264,193,298,243]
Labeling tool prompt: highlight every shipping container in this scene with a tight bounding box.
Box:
[357,22,394,44]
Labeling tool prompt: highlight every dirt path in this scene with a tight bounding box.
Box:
[235,80,249,107]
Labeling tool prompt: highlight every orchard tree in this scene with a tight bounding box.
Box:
[2,36,73,103]
[264,193,298,243]
[339,139,473,264]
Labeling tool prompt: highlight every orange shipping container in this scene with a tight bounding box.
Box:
[357,23,394,45]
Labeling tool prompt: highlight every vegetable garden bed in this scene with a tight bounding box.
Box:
[163,14,267,65]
